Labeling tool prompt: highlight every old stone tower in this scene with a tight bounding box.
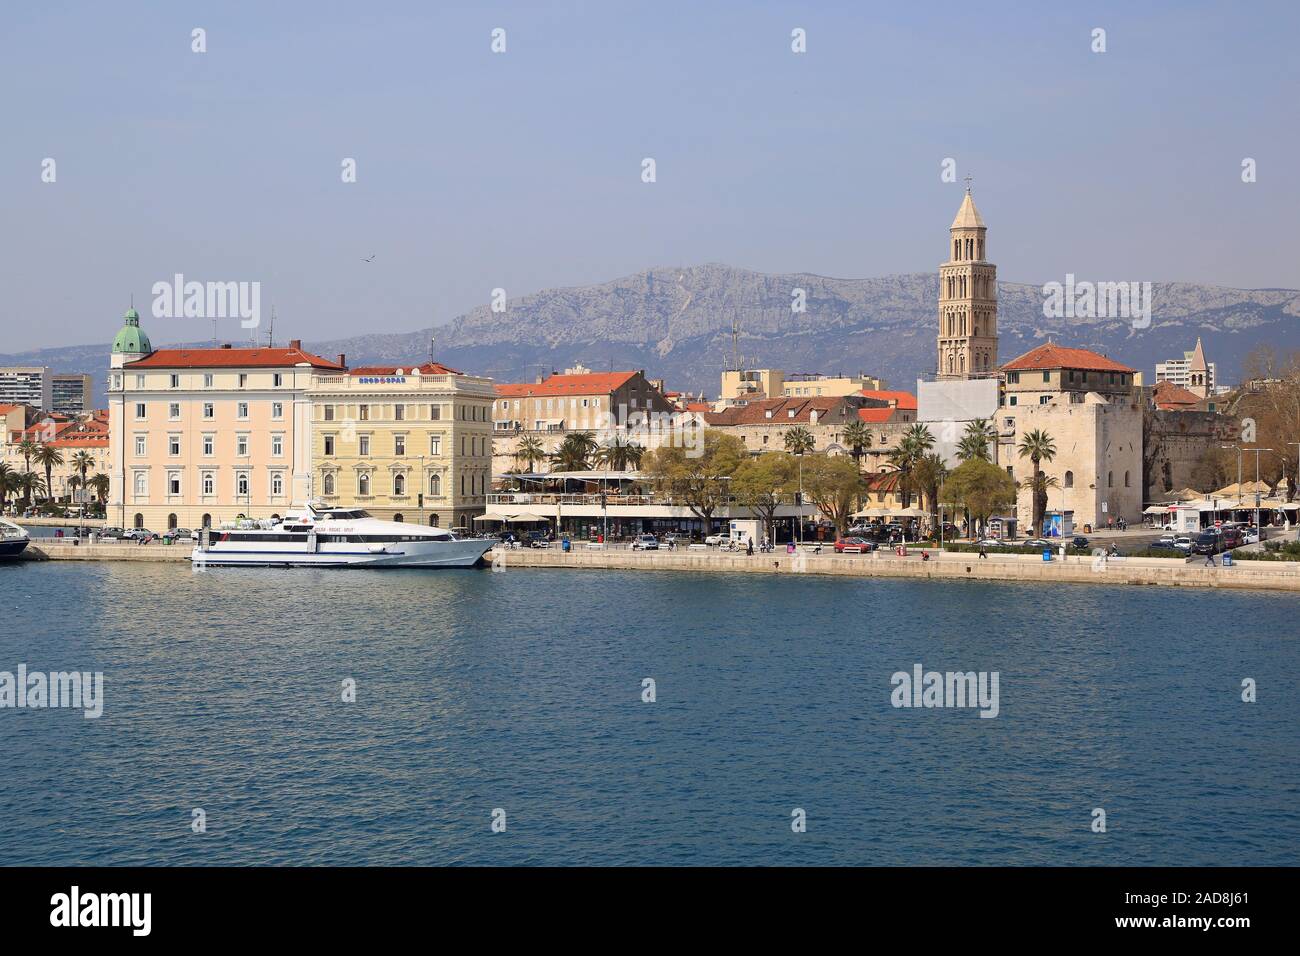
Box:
[937,188,998,379]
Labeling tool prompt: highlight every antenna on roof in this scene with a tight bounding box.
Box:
[266,306,276,348]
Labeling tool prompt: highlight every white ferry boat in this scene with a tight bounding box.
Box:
[191,503,493,568]
[0,518,31,560]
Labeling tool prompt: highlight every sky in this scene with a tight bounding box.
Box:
[2,0,1297,352]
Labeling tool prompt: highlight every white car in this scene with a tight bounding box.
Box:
[1243,528,1260,544]
[973,538,1004,548]
[1174,536,1193,552]
[703,534,727,547]
[631,534,659,551]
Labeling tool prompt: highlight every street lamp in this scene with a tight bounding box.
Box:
[1219,444,1243,522]
[1248,447,1273,534]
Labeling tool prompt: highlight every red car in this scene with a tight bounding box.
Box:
[834,536,874,554]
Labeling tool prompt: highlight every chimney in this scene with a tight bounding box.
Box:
[337,354,346,367]
[289,339,301,350]
[535,373,545,384]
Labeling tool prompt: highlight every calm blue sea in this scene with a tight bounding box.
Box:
[1,561,1297,866]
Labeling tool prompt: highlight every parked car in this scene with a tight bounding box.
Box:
[1192,530,1224,555]
[161,527,194,543]
[1150,537,1180,550]
[703,534,727,547]
[96,527,127,540]
[974,538,1005,548]
[662,533,687,548]
[1219,527,1245,550]
[1243,527,1261,544]
[1024,538,1052,549]
[123,529,157,542]
[1174,536,1193,552]
[1069,536,1091,551]
[834,536,874,554]
[632,534,659,551]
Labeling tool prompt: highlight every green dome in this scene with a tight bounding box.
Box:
[112,307,152,355]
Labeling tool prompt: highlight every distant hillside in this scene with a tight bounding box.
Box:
[6,265,1298,404]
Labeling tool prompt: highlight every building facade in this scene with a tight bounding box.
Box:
[52,374,94,416]
[107,308,343,530]
[308,363,495,529]
[937,189,998,379]
[0,367,53,411]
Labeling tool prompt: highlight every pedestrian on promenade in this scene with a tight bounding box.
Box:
[746,539,754,556]
[978,544,988,560]
[1205,551,1217,567]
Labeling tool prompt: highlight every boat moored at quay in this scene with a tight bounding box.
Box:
[191,503,493,568]
[0,519,31,560]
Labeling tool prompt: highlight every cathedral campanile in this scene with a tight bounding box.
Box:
[937,186,998,379]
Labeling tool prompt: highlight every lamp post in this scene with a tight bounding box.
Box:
[1220,444,1242,523]
[1249,447,1273,535]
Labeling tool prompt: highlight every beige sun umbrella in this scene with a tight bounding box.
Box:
[851,506,889,518]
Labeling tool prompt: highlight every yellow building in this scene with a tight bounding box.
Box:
[308,363,495,529]
[720,368,784,402]
[107,308,344,530]
[782,373,885,397]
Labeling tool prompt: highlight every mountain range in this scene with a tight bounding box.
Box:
[6,264,1299,405]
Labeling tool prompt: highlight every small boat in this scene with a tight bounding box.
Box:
[0,518,31,560]
[191,502,494,568]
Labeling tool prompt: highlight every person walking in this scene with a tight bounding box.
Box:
[746,538,754,556]
[978,544,988,560]
[1204,550,1217,568]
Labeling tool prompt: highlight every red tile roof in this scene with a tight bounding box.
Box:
[496,371,638,397]
[50,431,108,449]
[348,361,462,376]
[124,346,345,370]
[704,396,852,426]
[856,408,897,423]
[859,389,918,410]
[1153,380,1203,409]
[1001,344,1134,374]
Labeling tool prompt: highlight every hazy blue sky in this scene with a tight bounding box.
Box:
[2,1,1297,352]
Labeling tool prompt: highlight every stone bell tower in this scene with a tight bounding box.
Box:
[937,184,998,379]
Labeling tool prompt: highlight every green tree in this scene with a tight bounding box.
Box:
[514,436,545,472]
[941,458,1017,539]
[800,454,866,536]
[842,420,873,466]
[887,424,936,507]
[643,429,746,524]
[594,434,645,471]
[911,452,949,531]
[33,444,64,505]
[15,437,38,506]
[549,431,599,472]
[783,426,815,455]
[89,473,111,507]
[956,418,996,462]
[70,450,95,504]
[0,462,16,512]
[15,471,45,507]
[731,452,797,542]
[1017,428,1057,535]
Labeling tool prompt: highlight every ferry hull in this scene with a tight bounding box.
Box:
[0,539,29,560]
[191,538,493,569]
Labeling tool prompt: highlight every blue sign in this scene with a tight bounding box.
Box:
[357,376,406,384]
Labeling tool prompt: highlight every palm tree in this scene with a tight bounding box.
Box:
[33,444,65,505]
[956,419,996,462]
[15,437,38,505]
[550,431,599,472]
[911,452,949,532]
[842,420,873,468]
[1017,428,1058,535]
[16,472,45,508]
[89,473,111,508]
[70,450,95,505]
[888,424,936,507]
[0,462,16,513]
[67,475,82,503]
[514,436,545,472]
[783,426,815,455]
[594,434,645,471]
